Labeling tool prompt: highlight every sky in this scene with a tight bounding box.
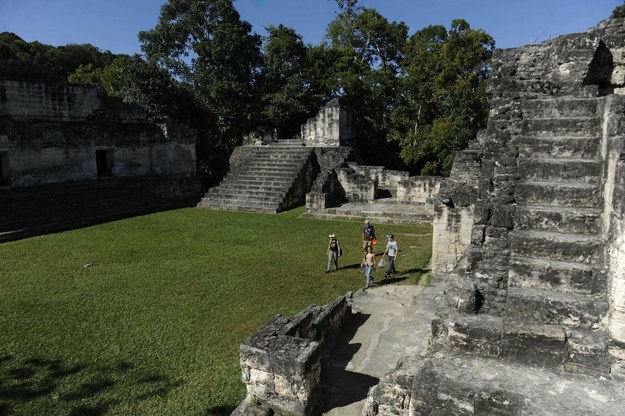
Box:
[0,0,622,56]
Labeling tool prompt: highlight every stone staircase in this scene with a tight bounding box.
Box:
[197,144,315,213]
[380,94,619,414]
[508,95,610,372]
[436,95,611,373]
[364,98,622,415]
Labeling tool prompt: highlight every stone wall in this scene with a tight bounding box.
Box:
[431,145,482,277]
[300,98,353,147]
[233,295,351,416]
[396,176,443,205]
[0,78,196,188]
[604,94,625,372]
[308,161,443,211]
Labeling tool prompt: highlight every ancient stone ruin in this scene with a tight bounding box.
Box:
[0,65,202,241]
[0,76,196,187]
[233,18,625,416]
[366,18,625,415]
[199,98,441,224]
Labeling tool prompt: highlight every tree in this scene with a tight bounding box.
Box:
[389,19,494,175]
[324,0,409,168]
[0,32,116,80]
[260,25,318,137]
[612,1,625,18]
[138,0,263,148]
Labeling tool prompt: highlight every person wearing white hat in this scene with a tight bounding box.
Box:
[326,234,341,273]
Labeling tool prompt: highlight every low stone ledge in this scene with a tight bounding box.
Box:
[236,294,352,416]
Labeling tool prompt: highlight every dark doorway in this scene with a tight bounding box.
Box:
[0,151,8,185]
[96,149,113,177]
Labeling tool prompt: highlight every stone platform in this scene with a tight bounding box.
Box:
[300,200,431,225]
[321,284,444,415]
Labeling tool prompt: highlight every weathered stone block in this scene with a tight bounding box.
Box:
[500,322,566,367]
[506,288,608,328]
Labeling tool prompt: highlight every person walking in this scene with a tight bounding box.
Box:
[362,220,376,249]
[326,234,341,273]
[362,244,376,289]
[383,234,398,278]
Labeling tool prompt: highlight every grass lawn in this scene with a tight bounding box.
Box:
[0,206,432,416]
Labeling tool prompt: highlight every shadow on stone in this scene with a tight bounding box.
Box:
[319,369,379,412]
[319,312,379,412]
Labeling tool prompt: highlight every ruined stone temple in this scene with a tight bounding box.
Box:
[232,18,625,416]
[198,97,441,224]
[0,64,202,241]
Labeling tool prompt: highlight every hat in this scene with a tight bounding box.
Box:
[329,234,336,238]
[386,234,394,238]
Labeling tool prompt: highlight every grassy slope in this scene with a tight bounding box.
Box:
[0,207,432,416]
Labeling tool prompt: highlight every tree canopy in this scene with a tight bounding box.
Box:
[388,19,494,174]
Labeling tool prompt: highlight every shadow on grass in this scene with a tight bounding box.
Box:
[340,263,363,270]
[204,405,237,415]
[0,355,180,415]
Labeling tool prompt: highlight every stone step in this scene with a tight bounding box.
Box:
[564,328,612,374]
[517,136,600,160]
[247,160,308,168]
[270,139,306,146]
[509,230,604,263]
[210,182,291,193]
[408,351,620,415]
[515,181,601,208]
[521,97,602,119]
[253,147,311,154]
[518,158,602,184]
[200,192,281,205]
[442,314,610,373]
[206,188,285,199]
[444,314,566,367]
[197,200,279,212]
[250,154,310,163]
[514,205,602,234]
[240,165,304,173]
[523,117,601,137]
[222,173,293,183]
[505,287,608,329]
[509,256,606,295]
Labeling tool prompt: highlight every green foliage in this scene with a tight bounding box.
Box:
[0,208,432,414]
[0,32,115,80]
[324,0,409,169]
[137,0,266,179]
[139,0,262,142]
[388,19,494,175]
[612,2,625,18]
[258,24,325,137]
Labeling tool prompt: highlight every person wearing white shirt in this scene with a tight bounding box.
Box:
[383,234,398,278]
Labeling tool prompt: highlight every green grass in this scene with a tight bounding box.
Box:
[0,206,432,415]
